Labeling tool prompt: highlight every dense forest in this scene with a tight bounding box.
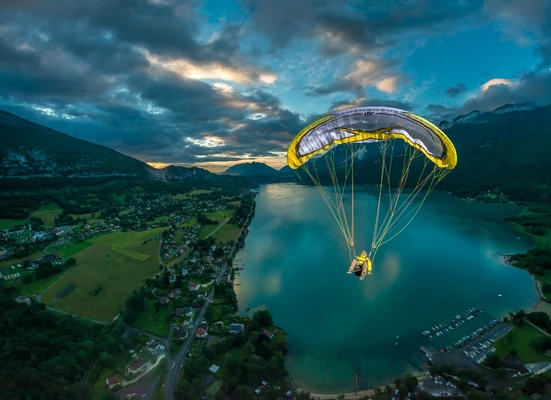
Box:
[0,287,128,400]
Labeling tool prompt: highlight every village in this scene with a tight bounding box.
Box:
[0,188,268,399]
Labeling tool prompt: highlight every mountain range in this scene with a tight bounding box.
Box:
[0,110,250,189]
[224,103,551,200]
[1,102,550,202]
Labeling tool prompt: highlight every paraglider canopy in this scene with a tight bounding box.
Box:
[287,106,457,262]
[288,106,456,170]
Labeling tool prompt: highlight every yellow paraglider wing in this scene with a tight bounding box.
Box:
[287,107,457,170]
[286,106,457,262]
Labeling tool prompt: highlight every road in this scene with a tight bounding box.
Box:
[525,319,551,337]
[35,266,73,302]
[164,202,254,400]
[45,306,109,325]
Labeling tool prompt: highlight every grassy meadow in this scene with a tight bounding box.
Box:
[42,227,167,321]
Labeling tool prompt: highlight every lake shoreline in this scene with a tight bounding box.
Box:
[239,184,538,396]
[499,253,549,315]
[289,373,431,399]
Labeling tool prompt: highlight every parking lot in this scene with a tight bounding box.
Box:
[424,321,513,394]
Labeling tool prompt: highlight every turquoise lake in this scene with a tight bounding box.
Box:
[233,183,538,393]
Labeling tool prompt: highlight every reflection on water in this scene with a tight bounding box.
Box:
[234,184,538,392]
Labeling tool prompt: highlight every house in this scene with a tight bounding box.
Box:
[228,323,244,334]
[146,341,164,355]
[208,364,220,374]
[175,307,184,316]
[262,330,274,340]
[126,358,149,375]
[168,289,182,299]
[169,274,176,284]
[160,296,169,304]
[34,254,59,267]
[196,328,208,338]
[197,292,205,299]
[183,307,193,316]
[105,375,121,390]
[188,282,199,291]
[181,268,189,276]
[174,326,188,340]
[14,295,31,305]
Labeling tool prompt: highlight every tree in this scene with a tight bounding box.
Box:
[66,257,77,267]
[404,374,418,392]
[98,352,114,368]
[253,310,273,327]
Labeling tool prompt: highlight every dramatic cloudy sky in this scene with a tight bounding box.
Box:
[2,0,551,171]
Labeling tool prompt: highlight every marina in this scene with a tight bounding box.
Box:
[418,307,503,359]
[421,308,484,341]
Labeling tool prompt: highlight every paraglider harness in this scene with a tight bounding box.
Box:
[351,247,373,277]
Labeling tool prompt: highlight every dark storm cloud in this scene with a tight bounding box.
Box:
[445,83,466,98]
[1,0,202,61]
[242,0,484,55]
[0,0,288,165]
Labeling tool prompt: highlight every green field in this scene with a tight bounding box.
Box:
[52,240,94,258]
[22,271,65,296]
[68,212,102,222]
[42,227,167,321]
[190,189,212,196]
[133,306,171,337]
[181,218,198,227]
[511,207,551,247]
[31,202,63,229]
[111,245,150,261]
[0,219,29,230]
[172,189,212,200]
[213,223,241,244]
[218,210,234,218]
[494,323,551,364]
[207,380,222,396]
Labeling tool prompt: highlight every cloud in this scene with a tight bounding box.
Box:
[427,70,551,121]
[243,0,484,56]
[305,59,402,96]
[458,71,551,114]
[445,83,466,97]
[484,0,551,68]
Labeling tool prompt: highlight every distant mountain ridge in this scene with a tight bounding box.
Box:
[222,162,279,177]
[0,110,250,188]
[272,103,551,197]
[438,103,538,130]
[0,110,151,179]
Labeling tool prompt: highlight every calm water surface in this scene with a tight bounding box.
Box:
[233,183,538,393]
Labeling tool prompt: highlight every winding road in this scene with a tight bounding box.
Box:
[164,203,254,400]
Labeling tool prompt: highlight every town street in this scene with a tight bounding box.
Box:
[164,204,253,400]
